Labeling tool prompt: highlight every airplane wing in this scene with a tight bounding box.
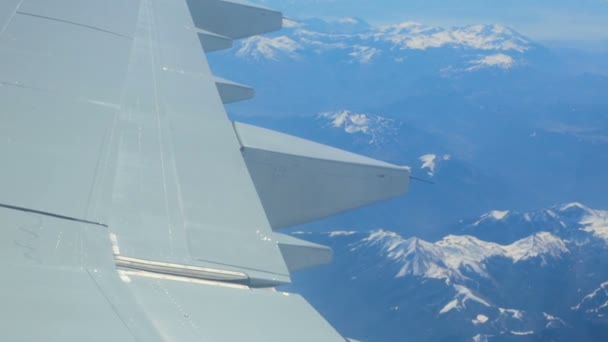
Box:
[0,0,409,340]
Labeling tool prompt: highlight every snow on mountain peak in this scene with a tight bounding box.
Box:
[467,54,515,71]
[572,280,608,314]
[234,18,532,63]
[491,210,510,220]
[439,284,491,314]
[580,208,608,240]
[473,334,488,342]
[419,154,451,177]
[337,17,361,25]
[543,312,567,328]
[436,235,503,279]
[357,229,568,283]
[362,229,401,244]
[377,22,529,52]
[499,307,525,320]
[559,201,592,213]
[504,232,568,265]
[473,314,489,325]
[318,110,396,144]
[328,230,357,237]
[348,45,380,63]
[393,238,449,279]
[465,203,608,245]
[361,230,451,280]
[555,202,608,240]
[282,18,301,28]
[473,210,510,226]
[236,35,300,60]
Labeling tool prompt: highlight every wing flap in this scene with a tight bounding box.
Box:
[234,122,410,228]
[122,272,348,342]
[0,207,342,341]
[0,208,157,342]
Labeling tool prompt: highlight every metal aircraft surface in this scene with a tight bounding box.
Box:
[0,0,409,340]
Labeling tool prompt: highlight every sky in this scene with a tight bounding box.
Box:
[259,0,608,43]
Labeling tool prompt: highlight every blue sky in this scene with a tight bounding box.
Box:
[260,0,608,43]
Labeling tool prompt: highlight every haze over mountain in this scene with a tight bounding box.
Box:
[257,0,608,41]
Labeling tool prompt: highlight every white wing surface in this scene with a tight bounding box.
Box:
[0,0,409,340]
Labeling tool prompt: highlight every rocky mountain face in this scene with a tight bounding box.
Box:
[286,203,608,341]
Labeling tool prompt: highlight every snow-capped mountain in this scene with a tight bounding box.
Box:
[352,229,567,283]
[573,281,608,321]
[208,17,566,119]
[459,202,608,244]
[316,110,398,145]
[288,202,608,341]
[235,18,532,70]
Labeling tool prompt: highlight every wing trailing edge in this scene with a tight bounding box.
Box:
[233,122,410,229]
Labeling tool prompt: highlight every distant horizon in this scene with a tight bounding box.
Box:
[286,15,608,49]
[261,0,608,47]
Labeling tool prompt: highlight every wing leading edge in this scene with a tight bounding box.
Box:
[0,0,409,340]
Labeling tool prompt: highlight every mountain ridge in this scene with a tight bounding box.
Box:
[288,202,608,341]
[235,18,535,70]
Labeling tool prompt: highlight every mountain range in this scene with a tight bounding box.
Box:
[237,18,531,64]
[287,203,608,341]
[254,0,608,42]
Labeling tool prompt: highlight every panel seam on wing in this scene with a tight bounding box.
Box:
[16,11,132,38]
